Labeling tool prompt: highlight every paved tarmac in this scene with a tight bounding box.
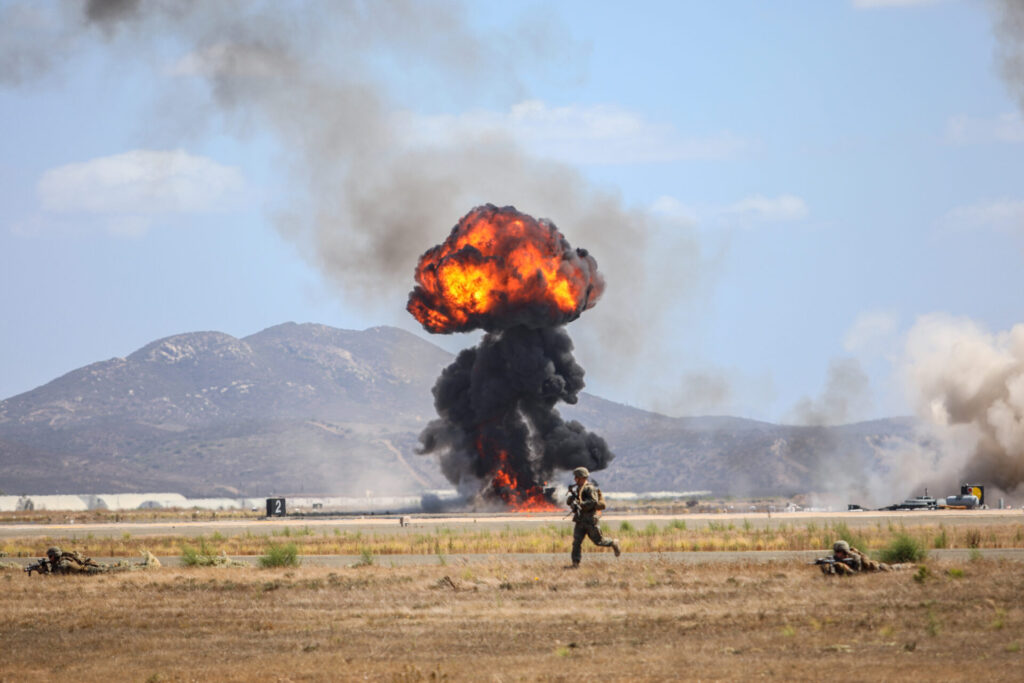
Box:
[1,508,1021,540]
[6,548,1024,569]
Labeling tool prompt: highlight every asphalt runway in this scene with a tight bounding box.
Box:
[0,508,1020,540]
[6,548,1024,570]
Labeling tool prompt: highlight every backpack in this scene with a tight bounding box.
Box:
[594,485,607,511]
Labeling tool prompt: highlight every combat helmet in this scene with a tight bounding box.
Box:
[572,467,590,479]
[46,546,61,558]
[833,540,851,554]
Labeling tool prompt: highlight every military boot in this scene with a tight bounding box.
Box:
[612,540,621,557]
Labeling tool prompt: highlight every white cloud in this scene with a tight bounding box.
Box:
[852,0,946,8]
[404,100,747,165]
[650,193,809,229]
[941,199,1024,233]
[36,150,244,235]
[724,194,809,222]
[650,196,698,225]
[945,112,1024,145]
[844,310,900,355]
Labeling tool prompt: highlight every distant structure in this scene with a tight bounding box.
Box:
[0,493,262,512]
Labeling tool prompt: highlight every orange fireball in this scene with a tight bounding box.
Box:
[408,205,604,333]
[491,451,560,512]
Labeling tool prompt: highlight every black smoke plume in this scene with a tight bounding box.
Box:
[408,207,613,508]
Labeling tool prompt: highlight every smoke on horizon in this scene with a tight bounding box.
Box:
[901,314,1024,498]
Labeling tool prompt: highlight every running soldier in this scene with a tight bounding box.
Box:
[566,467,620,568]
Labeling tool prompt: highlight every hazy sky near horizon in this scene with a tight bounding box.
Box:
[2,0,1023,425]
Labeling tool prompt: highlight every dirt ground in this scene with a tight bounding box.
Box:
[2,554,1021,681]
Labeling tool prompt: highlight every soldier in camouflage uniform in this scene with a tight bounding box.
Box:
[822,540,899,575]
[45,546,106,574]
[567,467,620,568]
[24,547,159,576]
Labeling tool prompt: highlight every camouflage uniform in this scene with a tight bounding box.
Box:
[46,547,106,575]
[28,548,159,576]
[824,541,892,575]
[567,467,620,567]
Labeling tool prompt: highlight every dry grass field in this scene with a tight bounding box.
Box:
[2,555,1022,681]
[2,516,1023,559]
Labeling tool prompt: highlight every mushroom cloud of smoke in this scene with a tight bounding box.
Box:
[408,205,613,508]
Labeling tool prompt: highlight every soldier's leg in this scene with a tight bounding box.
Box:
[584,520,619,555]
[571,523,585,566]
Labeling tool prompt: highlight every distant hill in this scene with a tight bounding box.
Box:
[0,323,925,499]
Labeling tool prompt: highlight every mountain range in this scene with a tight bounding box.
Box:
[0,323,925,499]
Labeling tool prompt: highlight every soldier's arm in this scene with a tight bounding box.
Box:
[833,562,856,575]
[578,486,598,513]
[846,551,865,571]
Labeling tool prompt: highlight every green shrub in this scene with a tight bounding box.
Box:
[879,533,927,564]
[668,519,687,531]
[619,521,635,533]
[832,522,868,551]
[353,548,375,567]
[259,542,300,568]
[933,527,948,549]
[180,537,218,567]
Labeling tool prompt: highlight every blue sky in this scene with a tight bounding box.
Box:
[2,0,1023,425]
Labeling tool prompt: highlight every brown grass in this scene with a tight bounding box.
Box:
[1,556,1021,681]
[3,518,1023,559]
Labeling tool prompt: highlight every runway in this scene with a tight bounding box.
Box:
[6,548,1024,569]
[0,508,1020,540]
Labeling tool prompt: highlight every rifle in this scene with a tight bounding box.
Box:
[811,557,857,572]
[565,484,581,520]
[24,558,52,576]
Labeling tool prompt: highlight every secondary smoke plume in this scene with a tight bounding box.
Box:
[993,0,1024,113]
[0,0,690,400]
[903,314,1024,496]
[408,205,613,509]
[786,357,871,427]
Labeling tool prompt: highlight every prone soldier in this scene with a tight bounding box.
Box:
[25,547,105,575]
[24,547,160,576]
[816,540,901,575]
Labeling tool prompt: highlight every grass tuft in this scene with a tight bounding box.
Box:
[180,537,219,567]
[259,542,300,569]
[353,548,375,567]
[880,533,927,564]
